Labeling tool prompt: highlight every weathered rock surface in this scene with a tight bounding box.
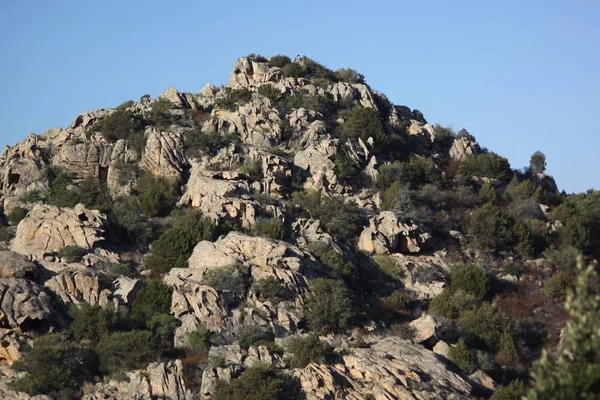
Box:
[188,231,314,294]
[293,138,342,193]
[179,164,258,228]
[44,271,111,308]
[164,268,230,344]
[0,279,57,331]
[0,329,31,365]
[0,134,47,198]
[204,95,281,147]
[409,314,442,344]
[11,204,108,260]
[141,127,187,177]
[358,211,432,255]
[52,142,113,179]
[295,336,471,399]
[0,252,38,280]
[449,136,481,161]
[82,360,193,400]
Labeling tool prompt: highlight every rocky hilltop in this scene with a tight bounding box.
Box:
[0,54,598,399]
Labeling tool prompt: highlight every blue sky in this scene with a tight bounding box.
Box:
[0,1,598,193]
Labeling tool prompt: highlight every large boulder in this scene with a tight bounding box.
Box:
[295,336,471,399]
[141,127,187,177]
[44,270,111,308]
[52,142,113,179]
[227,56,282,88]
[163,268,230,343]
[179,165,258,228]
[409,314,443,345]
[0,278,59,331]
[293,138,343,194]
[188,231,315,294]
[204,95,281,148]
[0,134,47,198]
[358,211,432,255]
[327,82,379,110]
[11,204,108,260]
[0,329,31,365]
[82,360,193,400]
[0,251,38,280]
[449,136,481,161]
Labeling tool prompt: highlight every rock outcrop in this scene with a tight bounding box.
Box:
[82,360,193,400]
[44,271,111,308]
[11,204,108,260]
[141,127,187,177]
[0,252,38,280]
[449,136,481,161]
[358,211,432,255]
[295,336,471,399]
[0,279,58,331]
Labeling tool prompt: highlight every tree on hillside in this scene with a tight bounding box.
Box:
[527,257,600,399]
[529,151,547,174]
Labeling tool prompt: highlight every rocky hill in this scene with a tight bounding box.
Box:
[0,54,598,399]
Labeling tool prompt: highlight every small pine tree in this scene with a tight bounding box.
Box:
[527,257,600,399]
[529,151,547,174]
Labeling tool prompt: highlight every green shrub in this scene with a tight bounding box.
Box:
[88,103,145,143]
[429,288,456,318]
[110,196,152,248]
[7,207,28,225]
[496,329,520,366]
[291,191,366,240]
[213,365,302,400]
[287,334,334,368]
[542,246,580,273]
[550,190,600,255]
[334,68,365,84]
[252,218,286,240]
[278,90,334,115]
[282,62,306,78]
[147,98,174,127]
[268,55,291,68]
[333,150,363,187]
[147,313,180,350]
[377,162,404,190]
[204,264,249,297]
[131,280,173,326]
[253,276,293,302]
[96,330,160,375]
[466,203,513,252]
[528,258,600,399]
[239,158,263,181]
[448,339,477,374]
[258,84,281,102]
[458,303,511,350]
[10,334,97,398]
[319,249,355,283]
[337,107,388,148]
[74,177,112,212]
[450,264,491,300]
[237,325,274,350]
[458,152,512,182]
[187,323,217,352]
[146,209,217,274]
[380,290,410,314]
[542,270,572,301]
[185,131,237,157]
[492,379,525,400]
[136,173,178,217]
[305,278,358,334]
[402,156,440,188]
[68,303,110,345]
[373,254,404,281]
[215,88,253,111]
[58,245,88,263]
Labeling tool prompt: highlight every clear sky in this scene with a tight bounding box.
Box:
[1,1,598,193]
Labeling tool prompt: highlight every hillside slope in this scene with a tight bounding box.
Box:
[0,54,598,400]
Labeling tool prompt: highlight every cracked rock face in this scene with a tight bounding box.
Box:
[81,360,193,400]
[0,279,58,331]
[0,251,38,280]
[295,337,471,400]
[10,204,108,260]
[358,211,432,255]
